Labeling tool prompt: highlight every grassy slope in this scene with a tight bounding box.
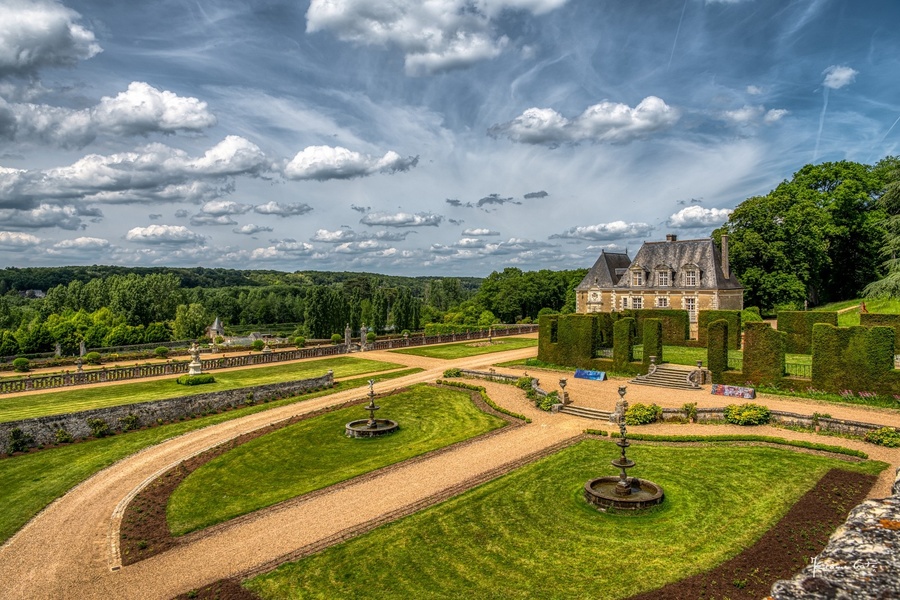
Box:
[246,441,885,600]
[389,337,537,360]
[0,369,421,545]
[167,385,506,535]
[0,356,404,423]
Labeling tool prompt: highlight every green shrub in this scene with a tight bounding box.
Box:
[698,310,742,349]
[442,368,462,378]
[176,374,216,386]
[777,311,838,354]
[294,336,306,348]
[84,351,102,365]
[864,427,900,448]
[330,334,342,345]
[401,330,410,337]
[11,357,29,372]
[215,335,225,344]
[624,403,663,425]
[54,428,73,444]
[742,307,763,323]
[366,331,376,343]
[252,340,266,351]
[119,413,140,432]
[87,418,112,438]
[7,428,33,453]
[538,390,558,411]
[723,403,771,426]
[516,376,533,390]
[154,347,169,358]
[682,402,698,422]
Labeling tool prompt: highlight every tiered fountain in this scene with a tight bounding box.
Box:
[584,386,664,511]
[345,379,399,438]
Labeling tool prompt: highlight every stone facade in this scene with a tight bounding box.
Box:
[576,235,743,331]
[0,371,333,449]
[770,467,900,599]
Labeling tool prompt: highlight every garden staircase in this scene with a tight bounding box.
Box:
[558,405,612,421]
[629,364,703,391]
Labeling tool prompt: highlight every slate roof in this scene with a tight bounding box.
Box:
[615,238,742,290]
[576,250,632,291]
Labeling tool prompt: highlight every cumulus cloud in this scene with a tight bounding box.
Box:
[0,203,101,229]
[333,240,390,254]
[350,204,370,213]
[720,105,788,127]
[0,137,269,210]
[306,0,568,76]
[253,201,314,217]
[477,193,520,207]
[462,228,500,236]
[823,65,858,90]
[550,221,654,241]
[429,237,559,261]
[0,0,101,78]
[667,206,733,229]
[198,200,252,216]
[125,224,205,245]
[190,214,237,226]
[249,239,315,260]
[0,230,40,248]
[284,145,418,180]
[523,190,548,199]
[52,236,110,250]
[359,211,443,227]
[489,96,679,146]
[232,224,273,235]
[312,228,359,243]
[763,108,788,124]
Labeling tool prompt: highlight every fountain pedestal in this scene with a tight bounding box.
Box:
[345,379,399,438]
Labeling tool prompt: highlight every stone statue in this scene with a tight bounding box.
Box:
[79,340,86,356]
[360,324,368,351]
[345,323,352,348]
[188,342,203,376]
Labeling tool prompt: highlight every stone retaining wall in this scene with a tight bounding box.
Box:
[770,466,900,599]
[663,407,888,436]
[1,371,333,450]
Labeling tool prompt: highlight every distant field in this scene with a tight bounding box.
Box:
[390,337,537,360]
[814,298,900,327]
[0,356,405,423]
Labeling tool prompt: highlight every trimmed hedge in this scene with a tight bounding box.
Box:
[538,314,596,368]
[613,318,635,372]
[742,322,786,386]
[435,379,531,423]
[176,374,217,386]
[811,324,896,395]
[642,318,663,366]
[624,402,663,425]
[723,403,771,425]
[860,313,900,350]
[707,319,728,379]
[777,311,838,354]
[626,309,689,344]
[698,310,742,349]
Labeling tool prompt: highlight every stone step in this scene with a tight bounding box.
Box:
[629,364,703,390]
[559,405,612,420]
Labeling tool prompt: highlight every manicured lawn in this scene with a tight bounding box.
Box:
[245,441,885,600]
[814,298,900,327]
[390,337,537,360]
[0,356,405,423]
[167,384,506,535]
[633,345,811,368]
[0,369,421,545]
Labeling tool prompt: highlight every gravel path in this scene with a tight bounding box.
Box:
[1,341,898,600]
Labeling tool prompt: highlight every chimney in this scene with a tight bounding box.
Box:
[665,233,677,242]
[721,234,730,280]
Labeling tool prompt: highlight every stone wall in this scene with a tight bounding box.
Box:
[663,407,888,437]
[770,466,900,599]
[1,371,333,450]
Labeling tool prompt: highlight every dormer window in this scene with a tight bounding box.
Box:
[685,270,698,286]
[657,271,669,287]
[631,270,644,286]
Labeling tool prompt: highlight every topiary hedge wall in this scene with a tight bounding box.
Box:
[860,313,900,351]
[742,322,786,386]
[811,324,897,395]
[707,319,728,379]
[642,318,663,366]
[777,311,838,354]
[593,312,618,349]
[698,310,742,350]
[613,318,635,372]
[626,309,689,344]
[538,314,560,363]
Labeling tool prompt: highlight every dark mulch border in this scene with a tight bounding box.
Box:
[120,384,517,566]
[625,468,877,600]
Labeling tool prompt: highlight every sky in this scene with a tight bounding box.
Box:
[0,0,899,277]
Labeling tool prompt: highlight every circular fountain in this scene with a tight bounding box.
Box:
[345,379,399,438]
[584,386,664,512]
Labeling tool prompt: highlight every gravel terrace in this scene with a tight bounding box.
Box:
[1,338,898,599]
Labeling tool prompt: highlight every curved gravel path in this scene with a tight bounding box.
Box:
[1,340,899,600]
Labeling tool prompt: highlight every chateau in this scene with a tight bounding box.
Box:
[575,234,743,330]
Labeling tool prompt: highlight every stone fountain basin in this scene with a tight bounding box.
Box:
[345,419,399,438]
[584,476,664,512]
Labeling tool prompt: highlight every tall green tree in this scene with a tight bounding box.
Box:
[172,303,210,340]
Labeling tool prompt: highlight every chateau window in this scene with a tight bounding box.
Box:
[657,271,669,287]
[632,297,643,309]
[631,271,644,286]
[685,270,698,286]
[621,297,628,310]
[685,297,697,322]
[656,296,668,308]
